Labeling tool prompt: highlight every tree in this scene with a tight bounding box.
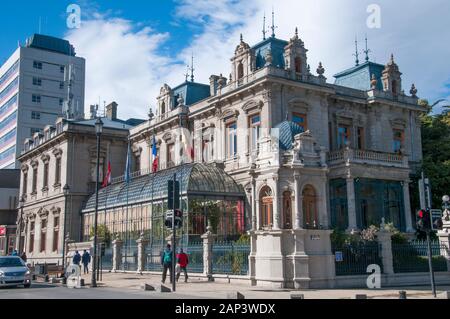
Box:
[418,99,450,208]
[90,224,112,247]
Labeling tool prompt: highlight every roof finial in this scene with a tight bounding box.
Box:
[240,33,243,43]
[364,34,371,62]
[295,27,298,38]
[353,36,360,66]
[190,53,195,82]
[184,65,189,82]
[262,12,267,40]
[271,7,277,38]
[390,53,395,63]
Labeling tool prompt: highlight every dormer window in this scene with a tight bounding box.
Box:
[161,101,166,115]
[237,62,244,81]
[295,57,302,73]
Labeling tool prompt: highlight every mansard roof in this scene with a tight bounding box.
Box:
[334,61,385,91]
[171,81,211,107]
[252,37,288,70]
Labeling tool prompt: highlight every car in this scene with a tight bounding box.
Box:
[0,256,32,288]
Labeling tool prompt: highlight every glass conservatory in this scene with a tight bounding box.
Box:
[81,163,247,249]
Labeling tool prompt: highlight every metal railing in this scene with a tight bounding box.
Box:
[121,244,138,271]
[212,241,250,276]
[392,241,448,273]
[185,242,203,273]
[332,242,383,276]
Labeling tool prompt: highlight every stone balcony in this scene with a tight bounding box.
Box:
[327,147,409,168]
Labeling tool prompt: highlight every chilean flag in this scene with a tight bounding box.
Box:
[102,161,111,188]
[152,135,159,173]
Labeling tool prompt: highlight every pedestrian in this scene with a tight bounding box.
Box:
[81,250,91,274]
[20,251,27,262]
[176,248,189,283]
[160,244,173,284]
[72,250,81,269]
[11,249,18,256]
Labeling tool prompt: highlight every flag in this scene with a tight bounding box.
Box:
[124,142,131,183]
[102,161,111,188]
[152,135,159,173]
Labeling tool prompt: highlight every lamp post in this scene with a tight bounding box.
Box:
[61,184,70,272]
[17,196,25,253]
[91,118,103,288]
[443,195,450,210]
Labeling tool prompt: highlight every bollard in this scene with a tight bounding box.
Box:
[399,291,407,299]
[141,283,156,291]
[157,284,172,293]
[291,294,304,299]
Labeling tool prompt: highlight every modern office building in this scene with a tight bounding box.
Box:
[0,34,85,169]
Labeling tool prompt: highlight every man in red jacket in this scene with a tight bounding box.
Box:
[176,248,189,283]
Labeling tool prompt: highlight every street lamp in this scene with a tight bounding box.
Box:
[443,195,450,213]
[91,117,103,288]
[17,196,25,253]
[61,184,70,273]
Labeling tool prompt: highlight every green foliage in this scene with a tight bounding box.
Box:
[413,103,450,209]
[384,223,408,244]
[189,199,221,233]
[90,224,112,247]
[235,234,250,244]
[330,228,360,247]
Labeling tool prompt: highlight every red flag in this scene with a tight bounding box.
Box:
[102,161,111,188]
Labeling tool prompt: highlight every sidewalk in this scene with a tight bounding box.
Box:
[82,272,450,299]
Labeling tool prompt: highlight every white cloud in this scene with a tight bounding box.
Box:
[66,0,450,119]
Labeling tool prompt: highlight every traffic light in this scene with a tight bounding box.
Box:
[164,209,183,229]
[416,209,432,231]
[168,180,180,210]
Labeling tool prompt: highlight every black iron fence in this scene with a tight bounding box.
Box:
[332,242,383,276]
[212,241,250,276]
[392,241,448,273]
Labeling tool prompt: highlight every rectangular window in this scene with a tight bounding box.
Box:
[33,61,42,70]
[55,157,61,185]
[32,167,38,193]
[59,99,64,107]
[249,114,261,152]
[31,128,42,135]
[356,127,365,150]
[32,94,41,103]
[22,172,28,196]
[32,77,42,86]
[40,219,47,253]
[226,122,237,158]
[43,162,49,189]
[60,66,65,73]
[167,144,175,167]
[337,125,351,149]
[60,82,64,90]
[31,111,41,120]
[29,221,35,254]
[292,113,307,131]
[393,129,404,153]
[53,216,59,252]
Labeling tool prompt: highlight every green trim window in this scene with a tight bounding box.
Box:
[329,179,348,230]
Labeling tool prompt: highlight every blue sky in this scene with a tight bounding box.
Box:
[1,0,449,118]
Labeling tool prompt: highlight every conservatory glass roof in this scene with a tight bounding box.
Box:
[82,163,245,213]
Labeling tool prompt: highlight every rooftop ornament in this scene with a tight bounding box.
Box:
[410,84,418,98]
[316,62,325,78]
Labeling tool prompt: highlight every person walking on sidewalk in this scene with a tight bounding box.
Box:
[81,250,91,274]
[73,250,81,270]
[161,244,173,284]
[176,248,189,283]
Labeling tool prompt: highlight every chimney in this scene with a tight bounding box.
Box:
[106,102,118,120]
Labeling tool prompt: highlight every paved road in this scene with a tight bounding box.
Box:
[0,282,200,299]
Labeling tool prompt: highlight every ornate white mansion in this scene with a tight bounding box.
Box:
[17,27,432,288]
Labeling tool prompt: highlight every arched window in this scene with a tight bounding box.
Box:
[161,101,166,115]
[259,186,273,229]
[391,80,398,95]
[237,62,244,80]
[282,191,293,229]
[295,57,302,73]
[302,185,318,228]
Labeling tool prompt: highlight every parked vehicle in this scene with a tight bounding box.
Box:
[0,256,32,288]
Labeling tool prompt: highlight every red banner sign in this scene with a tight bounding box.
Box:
[0,227,6,236]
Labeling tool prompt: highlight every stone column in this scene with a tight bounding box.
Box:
[249,231,257,285]
[294,173,303,229]
[255,199,260,230]
[112,237,123,273]
[251,178,257,231]
[402,180,414,233]
[346,178,358,232]
[136,233,149,274]
[201,226,215,281]
[273,175,281,230]
[377,228,394,275]
[437,213,450,272]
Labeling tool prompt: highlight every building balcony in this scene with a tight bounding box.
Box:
[327,147,408,168]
